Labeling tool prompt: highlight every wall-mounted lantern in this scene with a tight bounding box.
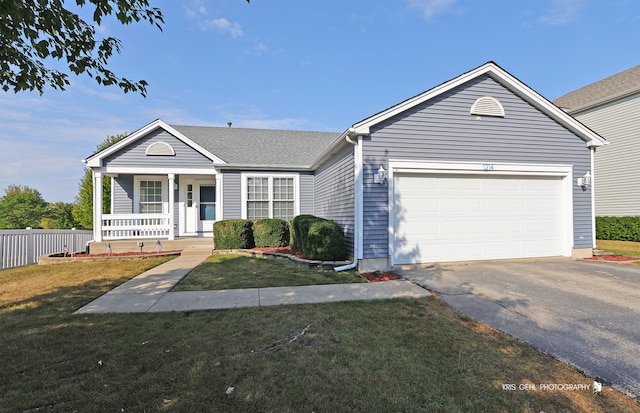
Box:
[577,171,591,189]
[374,166,387,184]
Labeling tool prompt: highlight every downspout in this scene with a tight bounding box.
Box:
[590,146,596,249]
[335,130,363,271]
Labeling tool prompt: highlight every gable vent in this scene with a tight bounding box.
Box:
[470,96,505,117]
[146,141,175,156]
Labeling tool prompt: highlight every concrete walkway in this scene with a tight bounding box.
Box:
[75,251,430,314]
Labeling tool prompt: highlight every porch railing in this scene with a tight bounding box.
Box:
[0,229,94,270]
[101,214,171,240]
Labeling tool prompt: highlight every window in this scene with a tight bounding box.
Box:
[245,175,297,220]
[139,180,163,213]
[247,177,270,219]
[273,177,295,220]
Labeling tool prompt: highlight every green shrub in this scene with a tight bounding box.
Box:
[304,219,346,260]
[596,216,640,241]
[290,214,317,251]
[213,219,254,249]
[253,219,290,247]
[290,215,346,260]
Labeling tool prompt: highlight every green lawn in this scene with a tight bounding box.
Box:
[172,253,365,291]
[1,258,638,412]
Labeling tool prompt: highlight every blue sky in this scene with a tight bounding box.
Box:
[1,0,639,203]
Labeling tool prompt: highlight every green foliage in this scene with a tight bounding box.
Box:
[595,216,640,241]
[290,214,317,251]
[291,215,346,260]
[41,202,79,229]
[0,184,48,229]
[0,0,164,96]
[304,219,346,261]
[73,133,127,229]
[213,220,255,249]
[252,219,290,248]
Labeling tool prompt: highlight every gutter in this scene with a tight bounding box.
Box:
[335,128,366,272]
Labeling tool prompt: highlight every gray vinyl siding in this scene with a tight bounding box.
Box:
[299,173,315,215]
[221,171,242,220]
[104,129,214,169]
[314,145,355,255]
[112,175,133,214]
[574,94,640,216]
[362,75,593,259]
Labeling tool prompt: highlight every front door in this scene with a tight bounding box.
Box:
[185,180,216,234]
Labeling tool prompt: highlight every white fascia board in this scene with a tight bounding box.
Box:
[388,160,573,176]
[309,129,352,170]
[213,164,312,172]
[351,62,606,148]
[84,119,227,168]
[102,166,217,175]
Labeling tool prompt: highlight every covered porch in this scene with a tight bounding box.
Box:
[92,172,220,242]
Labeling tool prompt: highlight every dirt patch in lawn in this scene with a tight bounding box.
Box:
[360,271,402,282]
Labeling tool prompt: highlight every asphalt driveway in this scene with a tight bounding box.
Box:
[396,259,640,401]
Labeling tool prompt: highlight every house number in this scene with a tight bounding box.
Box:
[483,163,495,171]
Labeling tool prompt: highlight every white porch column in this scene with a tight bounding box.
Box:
[168,173,175,240]
[93,171,103,242]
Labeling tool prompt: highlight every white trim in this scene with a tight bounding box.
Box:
[102,167,217,175]
[93,172,103,242]
[240,172,300,220]
[352,62,606,148]
[388,160,573,175]
[85,119,226,167]
[217,174,223,223]
[388,160,574,266]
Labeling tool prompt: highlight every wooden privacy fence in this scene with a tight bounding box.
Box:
[0,229,94,270]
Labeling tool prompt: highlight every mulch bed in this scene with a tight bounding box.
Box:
[585,255,640,262]
[360,271,402,282]
[61,250,182,258]
[251,246,308,259]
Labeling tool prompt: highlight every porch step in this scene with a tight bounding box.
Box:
[89,238,213,254]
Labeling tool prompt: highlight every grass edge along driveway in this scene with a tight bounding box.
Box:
[1,257,638,412]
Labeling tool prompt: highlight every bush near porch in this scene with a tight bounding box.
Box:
[253,219,290,248]
[596,216,640,241]
[213,220,255,249]
[214,216,346,261]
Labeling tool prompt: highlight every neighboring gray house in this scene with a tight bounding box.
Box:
[85,62,606,270]
[554,64,640,217]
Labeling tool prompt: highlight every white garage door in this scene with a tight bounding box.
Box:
[393,173,565,264]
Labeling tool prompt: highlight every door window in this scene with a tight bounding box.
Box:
[199,185,216,221]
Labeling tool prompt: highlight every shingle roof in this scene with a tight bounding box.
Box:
[171,125,341,168]
[553,64,640,111]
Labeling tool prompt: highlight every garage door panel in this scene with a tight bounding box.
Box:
[443,177,481,191]
[443,220,482,235]
[443,198,483,212]
[486,198,520,213]
[486,220,521,234]
[443,242,483,259]
[393,173,565,264]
